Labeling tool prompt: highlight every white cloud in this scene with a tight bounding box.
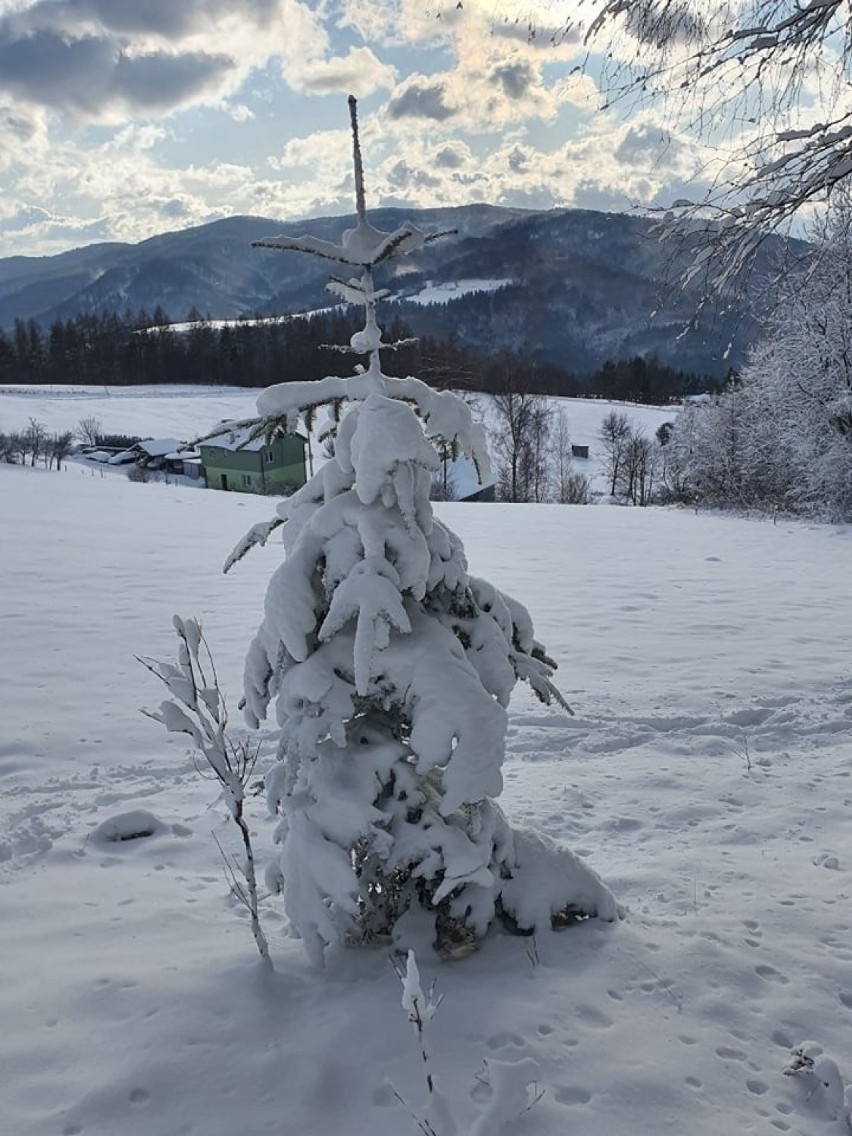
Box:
[223,102,255,122]
[0,0,755,259]
[290,45,396,97]
[0,0,332,121]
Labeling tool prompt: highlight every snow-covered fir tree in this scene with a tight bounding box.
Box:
[228,98,619,966]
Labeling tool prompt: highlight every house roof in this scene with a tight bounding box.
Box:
[202,425,266,452]
[137,437,183,457]
[201,421,306,452]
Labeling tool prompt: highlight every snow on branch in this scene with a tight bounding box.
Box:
[138,617,271,964]
[566,0,852,296]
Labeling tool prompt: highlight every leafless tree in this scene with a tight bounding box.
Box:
[566,1,852,291]
[599,410,633,497]
[528,401,551,503]
[550,407,573,503]
[3,432,26,464]
[492,390,548,502]
[76,416,103,447]
[490,357,551,503]
[25,417,47,467]
[47,430,74,470]
[619,431,657,506]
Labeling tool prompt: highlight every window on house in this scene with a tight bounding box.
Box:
[265,448,275,463]
[242,474,253,487]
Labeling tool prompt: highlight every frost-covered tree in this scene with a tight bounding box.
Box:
[225,98,619,967]
[667,197,852,518]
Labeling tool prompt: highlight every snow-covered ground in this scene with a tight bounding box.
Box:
[3,462,851,1136]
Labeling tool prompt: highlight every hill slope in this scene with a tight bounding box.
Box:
[2,465,851,1136]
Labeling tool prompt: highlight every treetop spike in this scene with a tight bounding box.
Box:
[348,95,367,225]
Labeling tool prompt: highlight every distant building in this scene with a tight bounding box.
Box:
[103,438,202,479]
[164,449,203,479]
[133,438,184,469]
[571,444,590,460]
[200,422,307,494]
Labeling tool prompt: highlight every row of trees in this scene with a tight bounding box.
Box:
[487,360,666,506]
[0,308,423,389]
[0,417,74,470]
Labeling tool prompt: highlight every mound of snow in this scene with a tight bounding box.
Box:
[92,809,163,844]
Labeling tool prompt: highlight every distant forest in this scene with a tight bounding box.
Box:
[0,307,721,404]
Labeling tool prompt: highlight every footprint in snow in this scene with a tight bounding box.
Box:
[574,1005,613,1030]
[554,1085,592,1106]
[486,1032,525,1051]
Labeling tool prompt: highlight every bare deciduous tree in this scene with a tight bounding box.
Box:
[47,430,74,470]
[490,357,551,503]
[599,410,632,498]
[76,416,103,447]
[25,417,47,467]
[620,431,657,506]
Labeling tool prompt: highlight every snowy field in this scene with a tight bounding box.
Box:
[2,463,852,1136]
[0,384,261,443]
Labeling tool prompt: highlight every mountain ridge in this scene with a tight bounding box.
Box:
[0,205,765,376]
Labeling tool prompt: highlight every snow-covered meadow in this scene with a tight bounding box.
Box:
[2,461,852,1136]
[0,384,261,445]
[0,383,677,496]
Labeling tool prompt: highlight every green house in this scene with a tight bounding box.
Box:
[200,422,307,495]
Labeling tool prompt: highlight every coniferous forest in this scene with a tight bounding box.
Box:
[0,305,717,403]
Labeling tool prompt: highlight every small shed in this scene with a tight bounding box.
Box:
[200,422,307,495]
[165,449,202,478]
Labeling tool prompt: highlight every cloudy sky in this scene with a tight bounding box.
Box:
[0,0,717,257]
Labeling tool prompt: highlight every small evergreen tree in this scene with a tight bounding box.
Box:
[226,98,619,966]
